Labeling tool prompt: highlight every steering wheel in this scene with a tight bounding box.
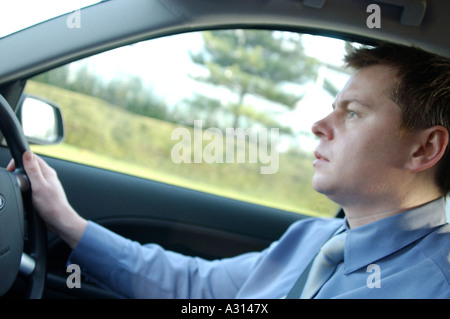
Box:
[0,94,47,299]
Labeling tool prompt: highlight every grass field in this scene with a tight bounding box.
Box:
[25,80,339,217]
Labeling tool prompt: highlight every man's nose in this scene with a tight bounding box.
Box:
[311,115,333,140]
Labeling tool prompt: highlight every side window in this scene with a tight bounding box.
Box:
[24,29,352,217]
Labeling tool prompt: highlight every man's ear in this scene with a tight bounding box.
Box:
[407,126,449,172]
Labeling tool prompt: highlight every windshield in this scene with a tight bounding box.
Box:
[0,0,101,38]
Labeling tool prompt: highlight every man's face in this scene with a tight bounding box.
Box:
[311,64,415,207]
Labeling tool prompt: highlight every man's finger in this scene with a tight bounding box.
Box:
[6,158,15,172]
[23,151,45,183]
[33,153,57,179]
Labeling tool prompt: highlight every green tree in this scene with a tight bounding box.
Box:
[189,30,319,129]
[31,64,168,121]
[102,75,167,120]
[33,64,71,89]
[68,65,102,97]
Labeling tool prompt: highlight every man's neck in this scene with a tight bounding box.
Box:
[343,191,443,228]
[345,207,408,228]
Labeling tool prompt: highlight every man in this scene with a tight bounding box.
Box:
[10,42,450,298]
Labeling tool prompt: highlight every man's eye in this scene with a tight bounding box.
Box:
[347,111,358,119]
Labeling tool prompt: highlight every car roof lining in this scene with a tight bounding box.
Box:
[0,0,448,85]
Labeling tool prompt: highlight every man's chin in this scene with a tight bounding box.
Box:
[311,176,328,193]
[312,178,336,199]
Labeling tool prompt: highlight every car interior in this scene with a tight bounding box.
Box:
[0,0,448,299]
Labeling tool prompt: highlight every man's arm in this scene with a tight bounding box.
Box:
[7,151,87,249]
[7,151,265,298]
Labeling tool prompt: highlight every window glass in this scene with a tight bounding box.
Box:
[24,30,354,217]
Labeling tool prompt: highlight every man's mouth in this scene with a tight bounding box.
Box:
[313,150,329,165]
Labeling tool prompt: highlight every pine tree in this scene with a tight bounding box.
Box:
[189,29,319,131]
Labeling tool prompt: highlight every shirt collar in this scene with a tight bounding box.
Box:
[342,197,447,274]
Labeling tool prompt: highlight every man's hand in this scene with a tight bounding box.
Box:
[7,151,87,249]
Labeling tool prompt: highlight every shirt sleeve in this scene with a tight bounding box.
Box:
[68,221,265,299]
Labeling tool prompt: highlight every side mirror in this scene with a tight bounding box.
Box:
[17,95,64,145]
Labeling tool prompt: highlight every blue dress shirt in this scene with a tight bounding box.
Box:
[69,197,450,299]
